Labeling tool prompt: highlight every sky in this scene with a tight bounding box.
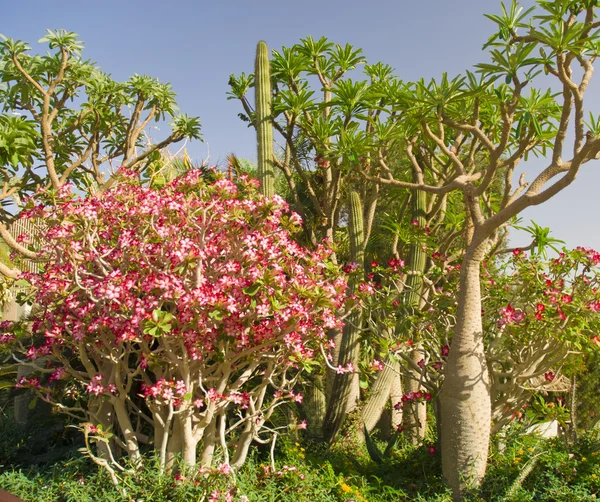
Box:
[3,0,600,252]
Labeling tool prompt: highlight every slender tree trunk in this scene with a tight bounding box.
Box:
[440,243,491,499]
[401,187,427,443]
[323,191,364,442]
[389,368,403,431]
[569,374,578,444]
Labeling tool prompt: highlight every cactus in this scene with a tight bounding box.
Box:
[323,190,364,442]
[402,187,428,444]
[255,41,275,198]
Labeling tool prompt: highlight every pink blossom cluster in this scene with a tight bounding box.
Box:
[6,168,348,467]
[394,390,433,409]
[497,304,525,328]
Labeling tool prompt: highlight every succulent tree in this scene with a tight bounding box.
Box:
[230,38,478,442]
[0,30,201,278]
[352,0,600,496]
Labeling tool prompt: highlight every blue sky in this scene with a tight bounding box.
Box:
[4,0,600,251]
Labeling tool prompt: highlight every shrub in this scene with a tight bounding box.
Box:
[1,169,347,486]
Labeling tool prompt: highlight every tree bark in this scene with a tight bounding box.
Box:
[440,244,491,499]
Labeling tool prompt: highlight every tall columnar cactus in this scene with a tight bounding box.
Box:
[323,190,364,442]
[402,187,428,444]
[361,186,428,436]
[255,41,275,198]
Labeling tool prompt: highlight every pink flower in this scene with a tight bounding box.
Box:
[544,371,555,382]
[387,257,404,269]
[498,304,525,327]
[441,345,450,357]
[561,294,573,304]
[297,420,307,430]
[371,359,384,371]
[427,445,437,455]
[217,463,232,475]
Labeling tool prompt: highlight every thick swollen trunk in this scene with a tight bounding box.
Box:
[180,413,198,467]
[231,421,255,468]
[113,398,142,464]
[94,400,116,460]
[440,247,491,498]
[199,421,217,467]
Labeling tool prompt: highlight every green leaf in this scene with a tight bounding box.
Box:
[243,283,261,296]
[208,310,223,321]
[383,431,399,458]
[363,423,383,464]
[28,397,37,409]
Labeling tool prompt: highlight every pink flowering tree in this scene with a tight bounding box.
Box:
[1,169,346,481]
[409,246,600,433]
[357,244,600,446]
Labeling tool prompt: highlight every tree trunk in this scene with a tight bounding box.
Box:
[323,191,364,442]
[389,367,403,431]
[440,245,491,499]
[401,186,427,443]
[199,420,217,467]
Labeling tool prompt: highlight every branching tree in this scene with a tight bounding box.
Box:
[351,0,600,496]
[0,30,201,278]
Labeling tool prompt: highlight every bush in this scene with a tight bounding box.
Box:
[0,169,347,483]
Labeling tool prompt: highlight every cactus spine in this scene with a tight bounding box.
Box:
[255,41,275,198]
[323,190,364,442]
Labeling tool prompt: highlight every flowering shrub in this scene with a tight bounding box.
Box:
[417,247,600,431]
[2,169,346,479]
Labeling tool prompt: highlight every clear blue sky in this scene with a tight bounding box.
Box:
[4,0,600,251]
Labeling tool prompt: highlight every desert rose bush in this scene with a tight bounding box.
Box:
[406,247,600,432]
[2,168,347,480]
[355,246,600,439]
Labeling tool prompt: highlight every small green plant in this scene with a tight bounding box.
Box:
[363,423,400,464]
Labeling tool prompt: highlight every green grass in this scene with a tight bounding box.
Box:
[1,411,600,502]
